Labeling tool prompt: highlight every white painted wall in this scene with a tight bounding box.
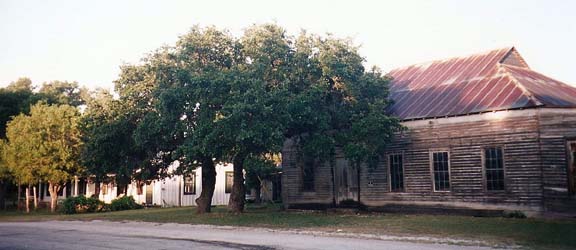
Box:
[152,163,233,207]
[34,163,234,207]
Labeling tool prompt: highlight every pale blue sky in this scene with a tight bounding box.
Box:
[1,0,575,90]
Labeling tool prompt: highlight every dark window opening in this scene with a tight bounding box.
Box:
[568,141,576,194]
[485,147,505,191]
[302,157,315,192]
[78,179,86,196]
[432,152,450,191]
[389,154,404,192]
[57,182,71,197]
[184,172,196,195]
[225,171,233,194]
[65,181,71,197]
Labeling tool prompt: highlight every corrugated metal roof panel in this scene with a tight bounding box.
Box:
[387,47,576,120]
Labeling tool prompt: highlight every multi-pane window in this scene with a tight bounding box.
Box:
[432,152,450,191]
[225,171,233,194]
[302,158,315,192]
[183,172,196,195]
[485,147,505,191]
[389,154,404,192]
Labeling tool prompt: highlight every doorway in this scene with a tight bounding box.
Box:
[568,141,576,194]
[145,184,153,205]
[334,157,359,205]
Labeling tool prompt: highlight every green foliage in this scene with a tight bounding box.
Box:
[245,155,279,190]
[60,195,107,214]
[503,210,527,219]
[110,196,143,211]
[0,79,37,139]
[38,81,89,107]
[3,104,83,186]
[0,139,11,182]
[75,24,401,212]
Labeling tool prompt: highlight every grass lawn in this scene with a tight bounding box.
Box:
[1,204,575,249]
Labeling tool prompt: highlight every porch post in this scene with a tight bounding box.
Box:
[74,176,79,197]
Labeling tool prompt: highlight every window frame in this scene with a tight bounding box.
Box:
[225,171,234,194]
[482,146,507,192]
[388,152,405,192]
[183,171,196,195]
[101,182,108,195]
[429,150,451,192]
[566,139,576,195]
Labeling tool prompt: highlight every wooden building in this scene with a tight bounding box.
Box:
[282,47,576,215]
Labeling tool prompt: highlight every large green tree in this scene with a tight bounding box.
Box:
[88,23,401,214]
[147,26,240,213]
[3,104,84,212]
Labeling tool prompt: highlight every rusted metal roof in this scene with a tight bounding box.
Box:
[387,47,576,120]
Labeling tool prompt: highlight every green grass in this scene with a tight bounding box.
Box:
[1,204,575,249]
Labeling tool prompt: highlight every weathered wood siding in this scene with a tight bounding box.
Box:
[282,138,334,207]
[282,108,576,213]
[361,109,544,212]
[538,109,576,212]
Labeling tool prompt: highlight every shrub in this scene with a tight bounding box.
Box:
[504,210,527,219]
[338,199,367,210]
[60,195,106,214]
[110,196,143,211]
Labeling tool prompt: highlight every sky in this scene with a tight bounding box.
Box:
[1,0,575,91]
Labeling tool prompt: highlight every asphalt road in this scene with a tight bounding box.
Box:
[0,221,493,250]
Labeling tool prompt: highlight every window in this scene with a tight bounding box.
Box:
[225,171,233,194]
[302,157,315,192]
[567,141,576,194]
[485,147,505,191]
[432,151,450,191]
[101,182,108,195]
[136,182,144,195]
[78,179,86,196]
[389,154,404,192]
[183,172,196,195]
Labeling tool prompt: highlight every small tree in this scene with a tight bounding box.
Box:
[245,155,279,203]
[4,104,83,212]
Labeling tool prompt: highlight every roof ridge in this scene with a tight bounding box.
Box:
[502,64,576,89]
[498,64,544,106]
[388,46,514,73]
[499,47,530,69]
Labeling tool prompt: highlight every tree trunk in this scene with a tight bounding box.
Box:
[195,157,216,214]
[254,177,262,204]
[0,181,6,210]
[48,182,60,213]
[17,184,21,211]
[228,155,246,213]
[25,186,30,213]
[33,186,38,210]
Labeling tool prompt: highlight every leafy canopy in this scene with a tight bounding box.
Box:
[3,104,83,186]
